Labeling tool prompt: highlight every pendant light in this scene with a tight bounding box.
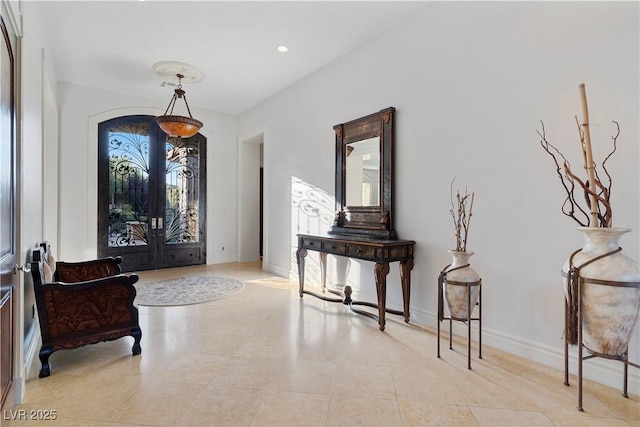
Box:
[153,62,204,138]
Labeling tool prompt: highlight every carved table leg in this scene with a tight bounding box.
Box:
[319,252,327,292]
[375,262,390,331]
[400,259,414,323]
[296,248,307,298]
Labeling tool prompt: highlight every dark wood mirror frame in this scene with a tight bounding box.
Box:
[329,107,396,240]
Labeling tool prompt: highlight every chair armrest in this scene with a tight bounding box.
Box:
[39,273,138,290]
[54,256,124,282]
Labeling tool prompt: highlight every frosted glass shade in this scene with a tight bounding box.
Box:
[156,115,203,138]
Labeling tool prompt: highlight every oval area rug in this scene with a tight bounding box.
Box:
[134,275,245,306]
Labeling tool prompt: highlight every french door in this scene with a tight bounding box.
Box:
[97,115,206,272]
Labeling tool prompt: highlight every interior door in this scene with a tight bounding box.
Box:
[0,15,16,409]
[97,115,206,272]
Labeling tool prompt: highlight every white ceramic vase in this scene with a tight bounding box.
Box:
[443,251,481,321]
[562,227,640,357]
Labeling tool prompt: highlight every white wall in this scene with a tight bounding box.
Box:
[16,0,60,402]
[42,74,58,257]
[239,1,640,391]
[237,132,263,263]
[20,10,45,254]
[56,82,239,264]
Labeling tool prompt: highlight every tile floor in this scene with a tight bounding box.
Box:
[5,262,639,426]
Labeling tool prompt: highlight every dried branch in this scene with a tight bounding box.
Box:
[538,115,619,228]
[538,121,590,226]
[463,192,475,252]
[449,178,459,249]
[450,178,475,252]
[600,120,620,226]
[564,164,612,227]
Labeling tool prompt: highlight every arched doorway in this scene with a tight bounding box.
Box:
[97,115,207,271]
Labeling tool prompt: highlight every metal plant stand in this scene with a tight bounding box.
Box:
[563,274,640,412]
[437,265,482,370]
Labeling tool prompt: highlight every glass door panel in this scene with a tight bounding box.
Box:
[165,137,200,244]
[107,122,150,248]
[156,134,206,269]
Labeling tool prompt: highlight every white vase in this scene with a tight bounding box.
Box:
[563,227,640,357]
[443,251,481,321]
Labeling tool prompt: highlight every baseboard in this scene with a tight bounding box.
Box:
[264,263,289,278]
[477,322,640,396]
[209,254,238,264]
[23,325,41,381]
[355,289,640,395]
[15,325,42,405]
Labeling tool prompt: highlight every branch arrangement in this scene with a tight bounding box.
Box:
[537,84,619,228]
[449,179,475,252]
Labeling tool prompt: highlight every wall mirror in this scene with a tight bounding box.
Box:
[329,107,396,240]
[345,136,380,207]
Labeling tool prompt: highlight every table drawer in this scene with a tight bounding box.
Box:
[301,237,323,250]
[388,246,409,259]
[322,242,348,255]
[348,244,376,259]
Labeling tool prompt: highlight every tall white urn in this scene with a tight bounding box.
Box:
[443,251,481,321]
[563,227,640,357]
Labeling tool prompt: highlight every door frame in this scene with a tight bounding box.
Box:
[88,108,213,264]
[97,115,207,271]
[1,4,20,409]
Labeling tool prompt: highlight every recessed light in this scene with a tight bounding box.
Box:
[277,46,289,53]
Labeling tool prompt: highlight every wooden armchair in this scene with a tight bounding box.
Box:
[30,243,142,377]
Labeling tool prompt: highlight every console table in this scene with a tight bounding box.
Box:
[296,233,415,331]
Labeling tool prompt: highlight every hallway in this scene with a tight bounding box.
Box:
[7,262,639,426]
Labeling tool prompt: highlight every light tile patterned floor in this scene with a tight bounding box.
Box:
[6,262,639,426]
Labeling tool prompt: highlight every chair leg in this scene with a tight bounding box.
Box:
[38,348,53,378]
[131,328,142,355]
